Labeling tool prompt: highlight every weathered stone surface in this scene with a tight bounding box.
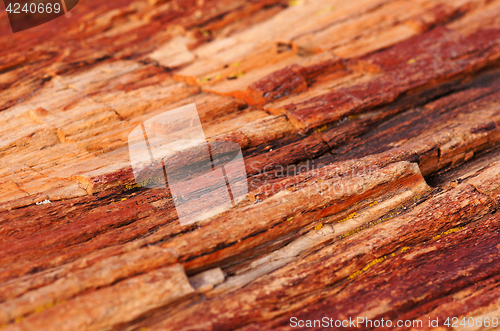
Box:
[0,246,178,325]
[265,23,500,131]
[146,163,499,331]
[4,264,193,331]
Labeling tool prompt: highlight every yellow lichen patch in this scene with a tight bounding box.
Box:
[401,246,411,253]
[314,223,323,230]
[315,125,327,133]
[369,200,379,207]
[287,217,294,223]
[199,77,212,83]
[34,301,55,313]
[342,225,365,238]
[14,316,24,323]
[381,213,396,222]
[349,255,388,279]
[432,226,464,241]
[338,212,357,223]
[228,72,245,79]
[231,62,240,67]
[316,6,335,14]
[125,183,140,190]
[362,256,387,271]
[444,226,464,235]
[110,197,127,204]
[407,58,416,64]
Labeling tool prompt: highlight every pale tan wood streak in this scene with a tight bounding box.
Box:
[2,264,194,331]
[0,246,178,325]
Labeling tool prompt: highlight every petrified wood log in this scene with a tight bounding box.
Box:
[1,0,500,330]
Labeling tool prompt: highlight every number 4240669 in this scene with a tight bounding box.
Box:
[6,2,61,14]
[444,317,498,328]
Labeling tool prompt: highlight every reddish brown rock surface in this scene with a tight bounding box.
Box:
[1,0,500,330]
